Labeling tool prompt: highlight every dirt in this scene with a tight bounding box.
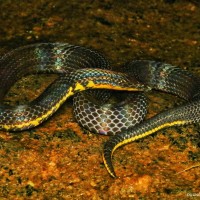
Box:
[0,0,200,199]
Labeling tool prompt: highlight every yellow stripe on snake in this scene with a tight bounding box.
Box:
[0,43,200,177]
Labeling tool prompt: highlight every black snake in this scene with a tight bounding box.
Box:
[0,43,199,177]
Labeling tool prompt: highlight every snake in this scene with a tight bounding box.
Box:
[0,43,200,178]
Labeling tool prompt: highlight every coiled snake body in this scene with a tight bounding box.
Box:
[0,43,200,177]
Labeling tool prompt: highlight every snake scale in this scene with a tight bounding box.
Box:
[0,43,200,177]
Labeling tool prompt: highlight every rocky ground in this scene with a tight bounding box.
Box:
[0,0,200,199]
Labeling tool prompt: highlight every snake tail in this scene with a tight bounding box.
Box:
[103,99,200,177]
[103,60,200,177]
